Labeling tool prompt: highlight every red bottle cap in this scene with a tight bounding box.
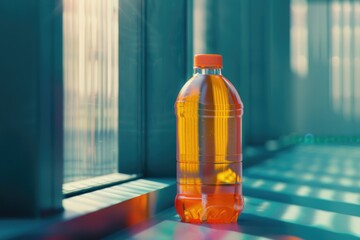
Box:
[194,54,223,68]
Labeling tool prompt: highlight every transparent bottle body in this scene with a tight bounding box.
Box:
[175,68,244,223]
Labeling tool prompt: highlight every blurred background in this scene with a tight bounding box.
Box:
[0,0,359,238]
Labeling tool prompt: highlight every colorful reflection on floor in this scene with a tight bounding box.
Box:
[107,145,360,240]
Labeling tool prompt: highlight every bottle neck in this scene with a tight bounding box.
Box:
[193,67,222,75]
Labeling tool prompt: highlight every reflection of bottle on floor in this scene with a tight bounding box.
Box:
[175,54,244,223]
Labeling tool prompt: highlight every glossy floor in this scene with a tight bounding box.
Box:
[107,145,360,240]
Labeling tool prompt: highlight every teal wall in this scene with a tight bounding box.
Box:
[119,0,189,178]
[0,0,63,217]
[145,0,188,177]
[191,0,292,145]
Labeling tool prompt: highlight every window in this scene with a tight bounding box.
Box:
[63,0,124,193]
[62,0,188,195]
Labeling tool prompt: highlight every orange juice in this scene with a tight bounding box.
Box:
[175,54,244,223]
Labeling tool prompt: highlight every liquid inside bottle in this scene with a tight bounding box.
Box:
[175,54,244,223]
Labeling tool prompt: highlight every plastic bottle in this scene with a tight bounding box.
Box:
[175,54,244,223]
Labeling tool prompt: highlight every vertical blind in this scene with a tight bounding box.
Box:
[291,0,360,121]
[330,1,360,120]
[63,0,119,183]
